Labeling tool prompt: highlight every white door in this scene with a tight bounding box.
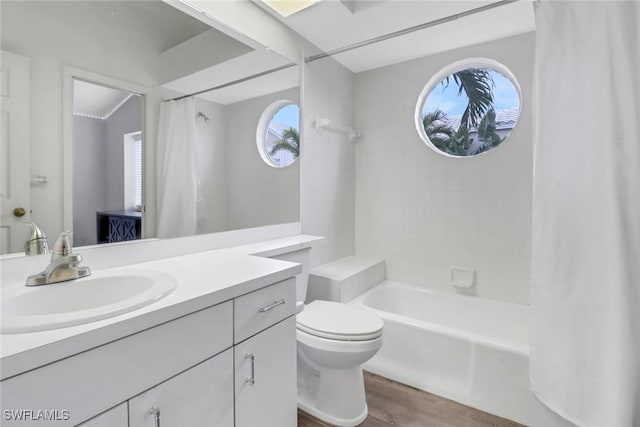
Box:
[235,316,297,427]
[0,50,30,254]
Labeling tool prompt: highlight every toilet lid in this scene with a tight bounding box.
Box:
[296,300,383,341]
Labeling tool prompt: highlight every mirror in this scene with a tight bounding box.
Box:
[72,79,144,246]
[0,0,300,254]
[158,67,300,237]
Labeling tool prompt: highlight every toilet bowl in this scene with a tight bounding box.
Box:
[296,300,383,426]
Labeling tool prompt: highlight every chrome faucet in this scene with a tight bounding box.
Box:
[26,231,91,286]
[24,222,50,255]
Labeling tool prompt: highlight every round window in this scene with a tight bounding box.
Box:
[415,59,521,157]
[256,100,300,168]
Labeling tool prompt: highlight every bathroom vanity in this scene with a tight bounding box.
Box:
[0,235,318,426]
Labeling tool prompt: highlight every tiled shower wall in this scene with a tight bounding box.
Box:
[302,53,357,268]
[354,33,535,303]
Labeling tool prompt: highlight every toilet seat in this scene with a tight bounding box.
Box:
[296,300,383,341]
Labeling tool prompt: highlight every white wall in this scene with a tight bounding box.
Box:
[301,54,356,267]
[72,117,107,246]
[354,33,534,303]
[194,98,228,234]
[224,88,300,230]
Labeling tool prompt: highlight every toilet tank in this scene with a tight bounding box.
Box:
[269,248,310,312]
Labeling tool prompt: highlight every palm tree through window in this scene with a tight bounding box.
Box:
[264,103,300,167]
[419,64,521,157]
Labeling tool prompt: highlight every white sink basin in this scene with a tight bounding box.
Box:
[1,269,177,334]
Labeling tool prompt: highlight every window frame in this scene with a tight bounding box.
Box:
[255,99,300,169]
[414,57,522,158]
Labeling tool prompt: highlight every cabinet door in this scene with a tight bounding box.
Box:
[77,403,127,427]
[129,349,233,427]
[235,316,297,427]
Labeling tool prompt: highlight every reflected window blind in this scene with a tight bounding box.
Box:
[134,138,142,207]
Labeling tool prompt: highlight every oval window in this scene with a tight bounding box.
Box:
[415,59,521,157]
[256,100,300,168]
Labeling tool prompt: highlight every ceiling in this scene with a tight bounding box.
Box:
[73,80,136,120]
[0,1,214,56]
[164,51,297,105]
[75,0,213,54]
[257,0,536,73]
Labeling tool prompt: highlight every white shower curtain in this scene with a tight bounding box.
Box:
[156,98,198,238]
[531,2,640,426]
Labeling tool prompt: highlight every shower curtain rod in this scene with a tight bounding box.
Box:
[168,0,518,101]
[167,63,296,102]
[305,0,520,63]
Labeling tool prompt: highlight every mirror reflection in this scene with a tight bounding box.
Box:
[0,0,300,254]
[258,102,300,169]
[73,80,144,246]
[157,72,300,238]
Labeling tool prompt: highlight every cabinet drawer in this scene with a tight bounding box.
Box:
[234,278,296,344]
[0,301,232,427]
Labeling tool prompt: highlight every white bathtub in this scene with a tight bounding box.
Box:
[349,281,572,426]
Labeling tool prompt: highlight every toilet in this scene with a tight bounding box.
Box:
[271,248,384,426]
[297,300,383,426]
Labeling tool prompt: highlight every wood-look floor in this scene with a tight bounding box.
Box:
[298,372,526,427]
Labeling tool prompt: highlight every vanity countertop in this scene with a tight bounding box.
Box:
[0,235,321,380]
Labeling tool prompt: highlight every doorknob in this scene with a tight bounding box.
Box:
[12,207,26,218]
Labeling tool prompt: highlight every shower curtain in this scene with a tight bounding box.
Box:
[531,2,640,426]
[156,98,198,238]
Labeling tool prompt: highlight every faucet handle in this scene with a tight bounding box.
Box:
[24,222,50,256]
[51,231,73,259]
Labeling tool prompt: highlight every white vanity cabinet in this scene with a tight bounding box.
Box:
[129,349,234,427]
[233,278,298,427]
[1,301,233,427]
[77,403,128,427]
[0,277,298,427]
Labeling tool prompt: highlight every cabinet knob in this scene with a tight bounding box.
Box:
[148,407,161,427]
[245,353,255,387]
[12,207,26,218]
